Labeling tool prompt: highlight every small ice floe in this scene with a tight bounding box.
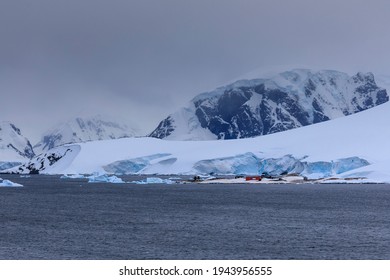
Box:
[168,177,182,180]
[60,174,86,179]
[87,173,125,183]
[131,177,175,184]
[319,178,379,184]
[0,178,23,187]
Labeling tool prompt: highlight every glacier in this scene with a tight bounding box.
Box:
[101,151,369,179]
[5,100,390,183]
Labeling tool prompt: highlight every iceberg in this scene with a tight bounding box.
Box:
[131,177,175,184]
[0,178,23,187]
[60,174,86,179]
[87,173,125,183]
[303,161,333,178]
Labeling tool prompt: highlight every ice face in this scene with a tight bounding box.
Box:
[104,159,148,174]
[258,155,305,176]
[303,161,333,178]
[103,153,172,174]
[301,157,370,179]
[193,152,260,175]
[332,157,370,174]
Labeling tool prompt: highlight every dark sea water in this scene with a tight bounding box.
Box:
[0,174,389,260]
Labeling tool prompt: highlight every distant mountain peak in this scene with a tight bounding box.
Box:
[149,69,388,140]
[0,121,35,160]
[34,115,139,153]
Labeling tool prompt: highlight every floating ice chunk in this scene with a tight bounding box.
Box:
[0,179,23,187]
[61,174,86,179]
[131,177,175,184]
[87,173,125,183]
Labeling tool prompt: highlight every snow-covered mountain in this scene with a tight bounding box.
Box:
[149,69,388,140]
[7,100,390,182]
[0,121,35,162]
[9,145,80,174]
[34,116,139,153]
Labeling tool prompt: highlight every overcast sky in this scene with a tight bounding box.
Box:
[1,0,390,142]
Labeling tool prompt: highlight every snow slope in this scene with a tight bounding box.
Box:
[9,101,390,182]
